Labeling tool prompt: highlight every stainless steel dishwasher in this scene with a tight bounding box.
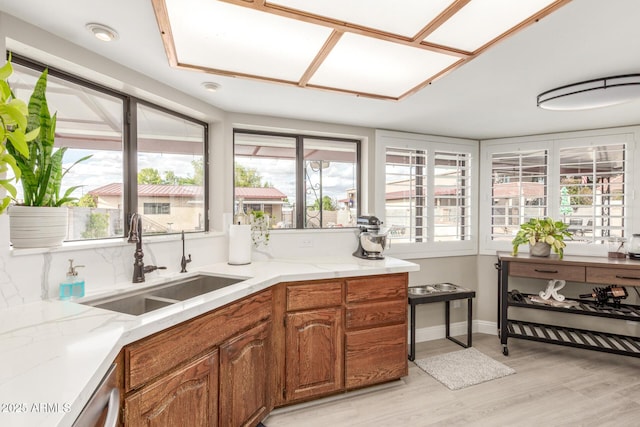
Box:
[72,363,120,427]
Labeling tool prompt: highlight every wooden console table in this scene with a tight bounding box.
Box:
[497,252,640,358]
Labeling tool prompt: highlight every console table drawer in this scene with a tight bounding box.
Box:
[509,262,585,282]
[586,267,640,286]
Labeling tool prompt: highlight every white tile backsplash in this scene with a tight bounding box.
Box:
[0,214,360,308]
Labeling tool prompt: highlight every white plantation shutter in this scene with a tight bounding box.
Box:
[490,149,548,241]
[384,147,472,243]
[433,151,472,241]
[385,147,428,242]
[559,143,626,242]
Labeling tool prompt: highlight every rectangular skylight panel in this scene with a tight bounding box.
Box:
[309,33,459,98]
[268,0,455,38]
[165,0,333,82]
[424,0,556,52]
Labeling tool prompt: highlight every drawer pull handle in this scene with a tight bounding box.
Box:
[534,269,558,274]
[615,275,640,280]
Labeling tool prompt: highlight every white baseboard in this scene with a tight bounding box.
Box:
[411,320,497,343]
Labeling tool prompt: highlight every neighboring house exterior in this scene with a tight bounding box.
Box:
[235,187,288,225]
[89,183,205,233]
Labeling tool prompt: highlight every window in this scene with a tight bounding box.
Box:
[234,130,360,229]
[144,203,171,215]
[481,130,633,255]
[490,149,548,241]
[558,143,626,242]
[376,130,477,257]
[136,103,206,233]
[8,55,208,241]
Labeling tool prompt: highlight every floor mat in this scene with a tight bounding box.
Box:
[414,347,515,390]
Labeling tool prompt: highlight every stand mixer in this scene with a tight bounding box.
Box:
[353,216,389,260]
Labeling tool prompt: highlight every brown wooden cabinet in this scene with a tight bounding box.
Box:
[283,280,344,403]
[344,274,408,389]
[118,272,409,424]
[125,351,219,427]
[122,289,272,427]
[279,273,408,403]
[219,320,272,427]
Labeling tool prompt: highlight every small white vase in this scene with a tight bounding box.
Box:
[9,206,68,248]
[530,241,551,257]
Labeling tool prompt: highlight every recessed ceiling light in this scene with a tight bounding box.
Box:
[86,23,119,42]
[202,82,221,92]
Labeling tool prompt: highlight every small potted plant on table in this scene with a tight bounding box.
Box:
[512,217,573,259]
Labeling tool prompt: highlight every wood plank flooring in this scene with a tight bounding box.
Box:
[264,334,640,427]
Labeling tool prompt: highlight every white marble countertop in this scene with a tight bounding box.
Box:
[0,256,418,427]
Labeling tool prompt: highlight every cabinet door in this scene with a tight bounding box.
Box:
[219,320,272,427]
[285,307,344,402]
[345,323,407,389]
[124,351,218,427]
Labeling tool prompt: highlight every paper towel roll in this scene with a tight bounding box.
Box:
[228,224,252,265]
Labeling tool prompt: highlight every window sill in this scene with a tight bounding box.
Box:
[10,231,224,257]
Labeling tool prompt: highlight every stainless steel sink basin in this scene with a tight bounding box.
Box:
[91,294,176,316]
[150,275,242,301]
[83,274,245,316]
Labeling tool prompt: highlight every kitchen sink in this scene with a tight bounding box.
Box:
[83,274,245,316]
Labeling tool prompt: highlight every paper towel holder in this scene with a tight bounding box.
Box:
[228,224,252,265]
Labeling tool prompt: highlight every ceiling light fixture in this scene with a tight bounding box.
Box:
[86,23,119,42]
[202,82,221,92]
[537,74,640,111]
[154,0,569,101]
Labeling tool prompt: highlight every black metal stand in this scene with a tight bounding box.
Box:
[408,285,476,361]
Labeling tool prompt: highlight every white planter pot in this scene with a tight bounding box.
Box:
[9,206,68,248]
[529,241,551,257]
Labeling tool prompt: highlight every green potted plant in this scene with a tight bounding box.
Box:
[0,58,37,214]
[6,68,90,248]
[250,210,270,248]
[511,217,573,259]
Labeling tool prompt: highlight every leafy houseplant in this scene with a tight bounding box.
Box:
[512,217,573,259]
[0,58,37,213]
[6,68,90,248]
[7,69,90,207]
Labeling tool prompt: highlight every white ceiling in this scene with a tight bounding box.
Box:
[1,0,639,140]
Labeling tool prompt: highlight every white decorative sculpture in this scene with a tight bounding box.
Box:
[539,279,566,301]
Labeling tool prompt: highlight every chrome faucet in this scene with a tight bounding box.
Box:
[180,230,192,273]
[128,213,166,283]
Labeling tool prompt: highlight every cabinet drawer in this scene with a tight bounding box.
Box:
[125,289,271,391]
[345,323,408,389]
[345,300,406,330]
[586,267,640,286]
[286,281,343,311]
[508,262,585,282]
[346,273,407,304]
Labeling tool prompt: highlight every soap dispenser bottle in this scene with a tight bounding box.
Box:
[59,259,85,300]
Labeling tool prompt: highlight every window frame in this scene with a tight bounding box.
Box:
[10,53,209,240]
[479,127,637,257]
[375,130,478,259]
[233,128,361,230]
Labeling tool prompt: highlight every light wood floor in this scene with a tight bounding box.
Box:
[264,334,640,427]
